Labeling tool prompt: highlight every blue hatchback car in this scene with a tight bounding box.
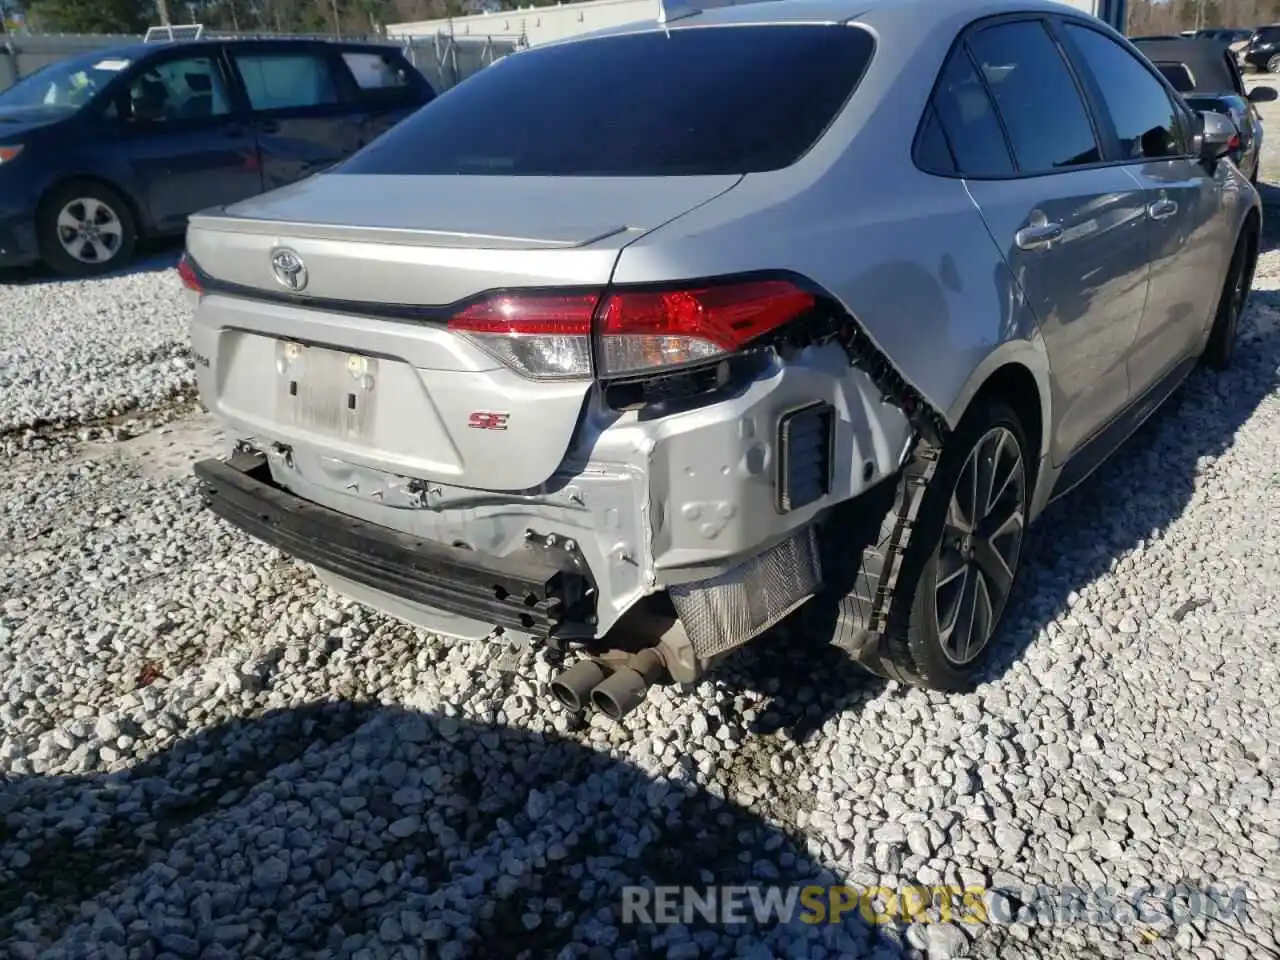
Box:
[0,37,434,276]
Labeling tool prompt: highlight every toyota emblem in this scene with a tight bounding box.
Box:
[270,248,308,291]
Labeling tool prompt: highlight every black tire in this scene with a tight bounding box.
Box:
[810,399,1030,693]
[1202,227,1255,371]
[37,180,137,278]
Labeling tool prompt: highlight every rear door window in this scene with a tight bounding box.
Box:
[964,20,1103,173]
[338,25,875,176]
[231,51,343,111]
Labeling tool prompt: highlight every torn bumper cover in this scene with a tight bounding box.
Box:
[193,452,596,638]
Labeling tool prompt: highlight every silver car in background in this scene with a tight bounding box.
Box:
[181,0,1259,720]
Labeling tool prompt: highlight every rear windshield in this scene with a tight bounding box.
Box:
[1255,26,1280,42]
[338,25,875,177]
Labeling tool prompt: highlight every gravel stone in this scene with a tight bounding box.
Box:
[2,88,1280,960]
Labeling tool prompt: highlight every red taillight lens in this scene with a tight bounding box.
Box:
[447,279,815,380]
[1228,133,1242,151]
[177,253,203,294]
[597,280,815,377]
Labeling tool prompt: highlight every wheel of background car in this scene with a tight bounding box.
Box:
[1202,226,1256,370]
[1267,53,1280,74]
[876,399,1030,692]
[36,180,138,278]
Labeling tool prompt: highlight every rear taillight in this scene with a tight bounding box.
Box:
[447,278,815,381]
[177,253,203,294]
[447,292,597,379]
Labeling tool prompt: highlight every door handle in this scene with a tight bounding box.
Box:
[1147,198,1178,221]
[1015,221,1064,251]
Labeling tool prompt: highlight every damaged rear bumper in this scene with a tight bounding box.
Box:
[193,331,930,690]
[194,452,596,638]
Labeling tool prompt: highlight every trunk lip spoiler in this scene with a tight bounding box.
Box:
[193,452,595,639]
[186,210,631,250]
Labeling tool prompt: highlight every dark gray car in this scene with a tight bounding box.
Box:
[181,0,1260,718]
[1134,36,1275,182]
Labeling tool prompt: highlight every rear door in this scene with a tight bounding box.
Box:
[334,46,434,148]
[1058,22,1231,398]
[225,42,361,191]
[948,17,1150,463]
[113,47,263,233]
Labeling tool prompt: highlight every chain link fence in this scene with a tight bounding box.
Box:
[0,30,517,93]
[400,32,523,91]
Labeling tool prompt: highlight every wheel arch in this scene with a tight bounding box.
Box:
[945,342,1052,511]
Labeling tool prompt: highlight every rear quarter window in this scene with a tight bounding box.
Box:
[338,25,875,176]
[341,50,431,101]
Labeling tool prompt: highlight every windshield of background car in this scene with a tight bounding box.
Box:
[0,51,131,112]
[1254,26,1280,43]
[338,24,876,176]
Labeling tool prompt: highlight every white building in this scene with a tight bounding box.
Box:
[387,0,1126,48]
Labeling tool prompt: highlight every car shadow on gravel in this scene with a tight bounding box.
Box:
[712,297,1280,739]
[0,703,909,959]
[0,240,182,287]
[980,295,1280,685]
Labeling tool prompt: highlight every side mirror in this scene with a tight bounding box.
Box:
[1249,85,1278,103]
[1197,110,1238,160]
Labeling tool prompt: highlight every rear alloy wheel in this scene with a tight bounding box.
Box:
[37,181,137,277]
[929,426,1025,667]
[1202,228,1255,371]
[876,399,1030,692]
[1268,54,1280,74]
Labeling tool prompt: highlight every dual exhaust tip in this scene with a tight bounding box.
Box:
[549,649,666,721]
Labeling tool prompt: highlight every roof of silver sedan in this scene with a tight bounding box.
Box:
[554,0,1104,35]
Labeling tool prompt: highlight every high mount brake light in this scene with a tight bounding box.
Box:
[177,253,204,294]
[447,279,815,380]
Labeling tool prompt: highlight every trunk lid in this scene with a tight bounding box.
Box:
[187,172,740,492]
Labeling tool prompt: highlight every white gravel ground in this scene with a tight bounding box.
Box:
[0,255,193,437]
[2,195,1279,957]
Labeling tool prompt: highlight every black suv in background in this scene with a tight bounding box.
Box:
[0,38,434,276]
[1242,24,1280,73]
[1196,27,1254,46]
